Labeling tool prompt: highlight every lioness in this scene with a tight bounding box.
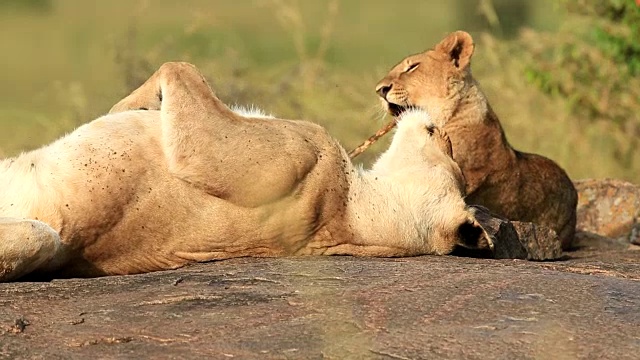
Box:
[375,31,577,249]
[0,62,491,282]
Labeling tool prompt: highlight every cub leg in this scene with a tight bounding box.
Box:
[0,218,64,282]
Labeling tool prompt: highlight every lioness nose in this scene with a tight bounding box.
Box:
[376,84,392,99]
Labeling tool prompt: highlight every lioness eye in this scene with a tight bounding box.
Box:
[426,125,435,135]
[406,63,420,72]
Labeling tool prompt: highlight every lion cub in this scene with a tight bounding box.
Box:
[375,31,577,249]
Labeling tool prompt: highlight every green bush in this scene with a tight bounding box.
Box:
[521,0,640,169]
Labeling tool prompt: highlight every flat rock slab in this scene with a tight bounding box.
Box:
[2,247,640,360]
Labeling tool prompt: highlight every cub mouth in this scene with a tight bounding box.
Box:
[387,102,418,118]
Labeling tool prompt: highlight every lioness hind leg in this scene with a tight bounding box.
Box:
[0,218,63,282]
[109,62,228,116]
[109,62,311,208]
[109,62,251,197]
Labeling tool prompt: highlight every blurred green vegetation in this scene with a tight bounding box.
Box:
[521,0,640,171]
[0,0,637,182]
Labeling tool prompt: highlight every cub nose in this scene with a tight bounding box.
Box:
[376,84,392,99]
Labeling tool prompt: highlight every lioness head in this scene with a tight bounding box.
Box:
[375,31,475,123]
[373,109,492,254]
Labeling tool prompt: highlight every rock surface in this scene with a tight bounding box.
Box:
[575,179,640,244]
[2,242,639,359]
[1,179,638,359]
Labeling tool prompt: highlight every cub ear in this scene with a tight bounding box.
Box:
[434,31,475,70]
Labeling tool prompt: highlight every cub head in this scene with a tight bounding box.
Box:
[375,31,475,122]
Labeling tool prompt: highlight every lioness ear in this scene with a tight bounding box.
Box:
[457,218,491,250]
[435,31,475,70]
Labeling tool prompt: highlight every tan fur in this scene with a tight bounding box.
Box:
[0,62,492,281]
[375,31,577,249]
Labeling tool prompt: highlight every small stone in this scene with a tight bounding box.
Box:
[470,206,527,260]
[470,206,562,260]
[511,222,563,261]
[630,224,640,246]
[12,317,30,333]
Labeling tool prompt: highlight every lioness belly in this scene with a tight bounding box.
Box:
[1,111,350,276]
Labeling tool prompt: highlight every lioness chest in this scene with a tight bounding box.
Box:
[0,112,167,245]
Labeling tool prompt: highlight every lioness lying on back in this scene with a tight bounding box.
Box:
[375,31,577,249]
[0,62,491,282]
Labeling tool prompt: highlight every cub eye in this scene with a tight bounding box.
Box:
[405,63,420,73]
[426,125,435,135]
